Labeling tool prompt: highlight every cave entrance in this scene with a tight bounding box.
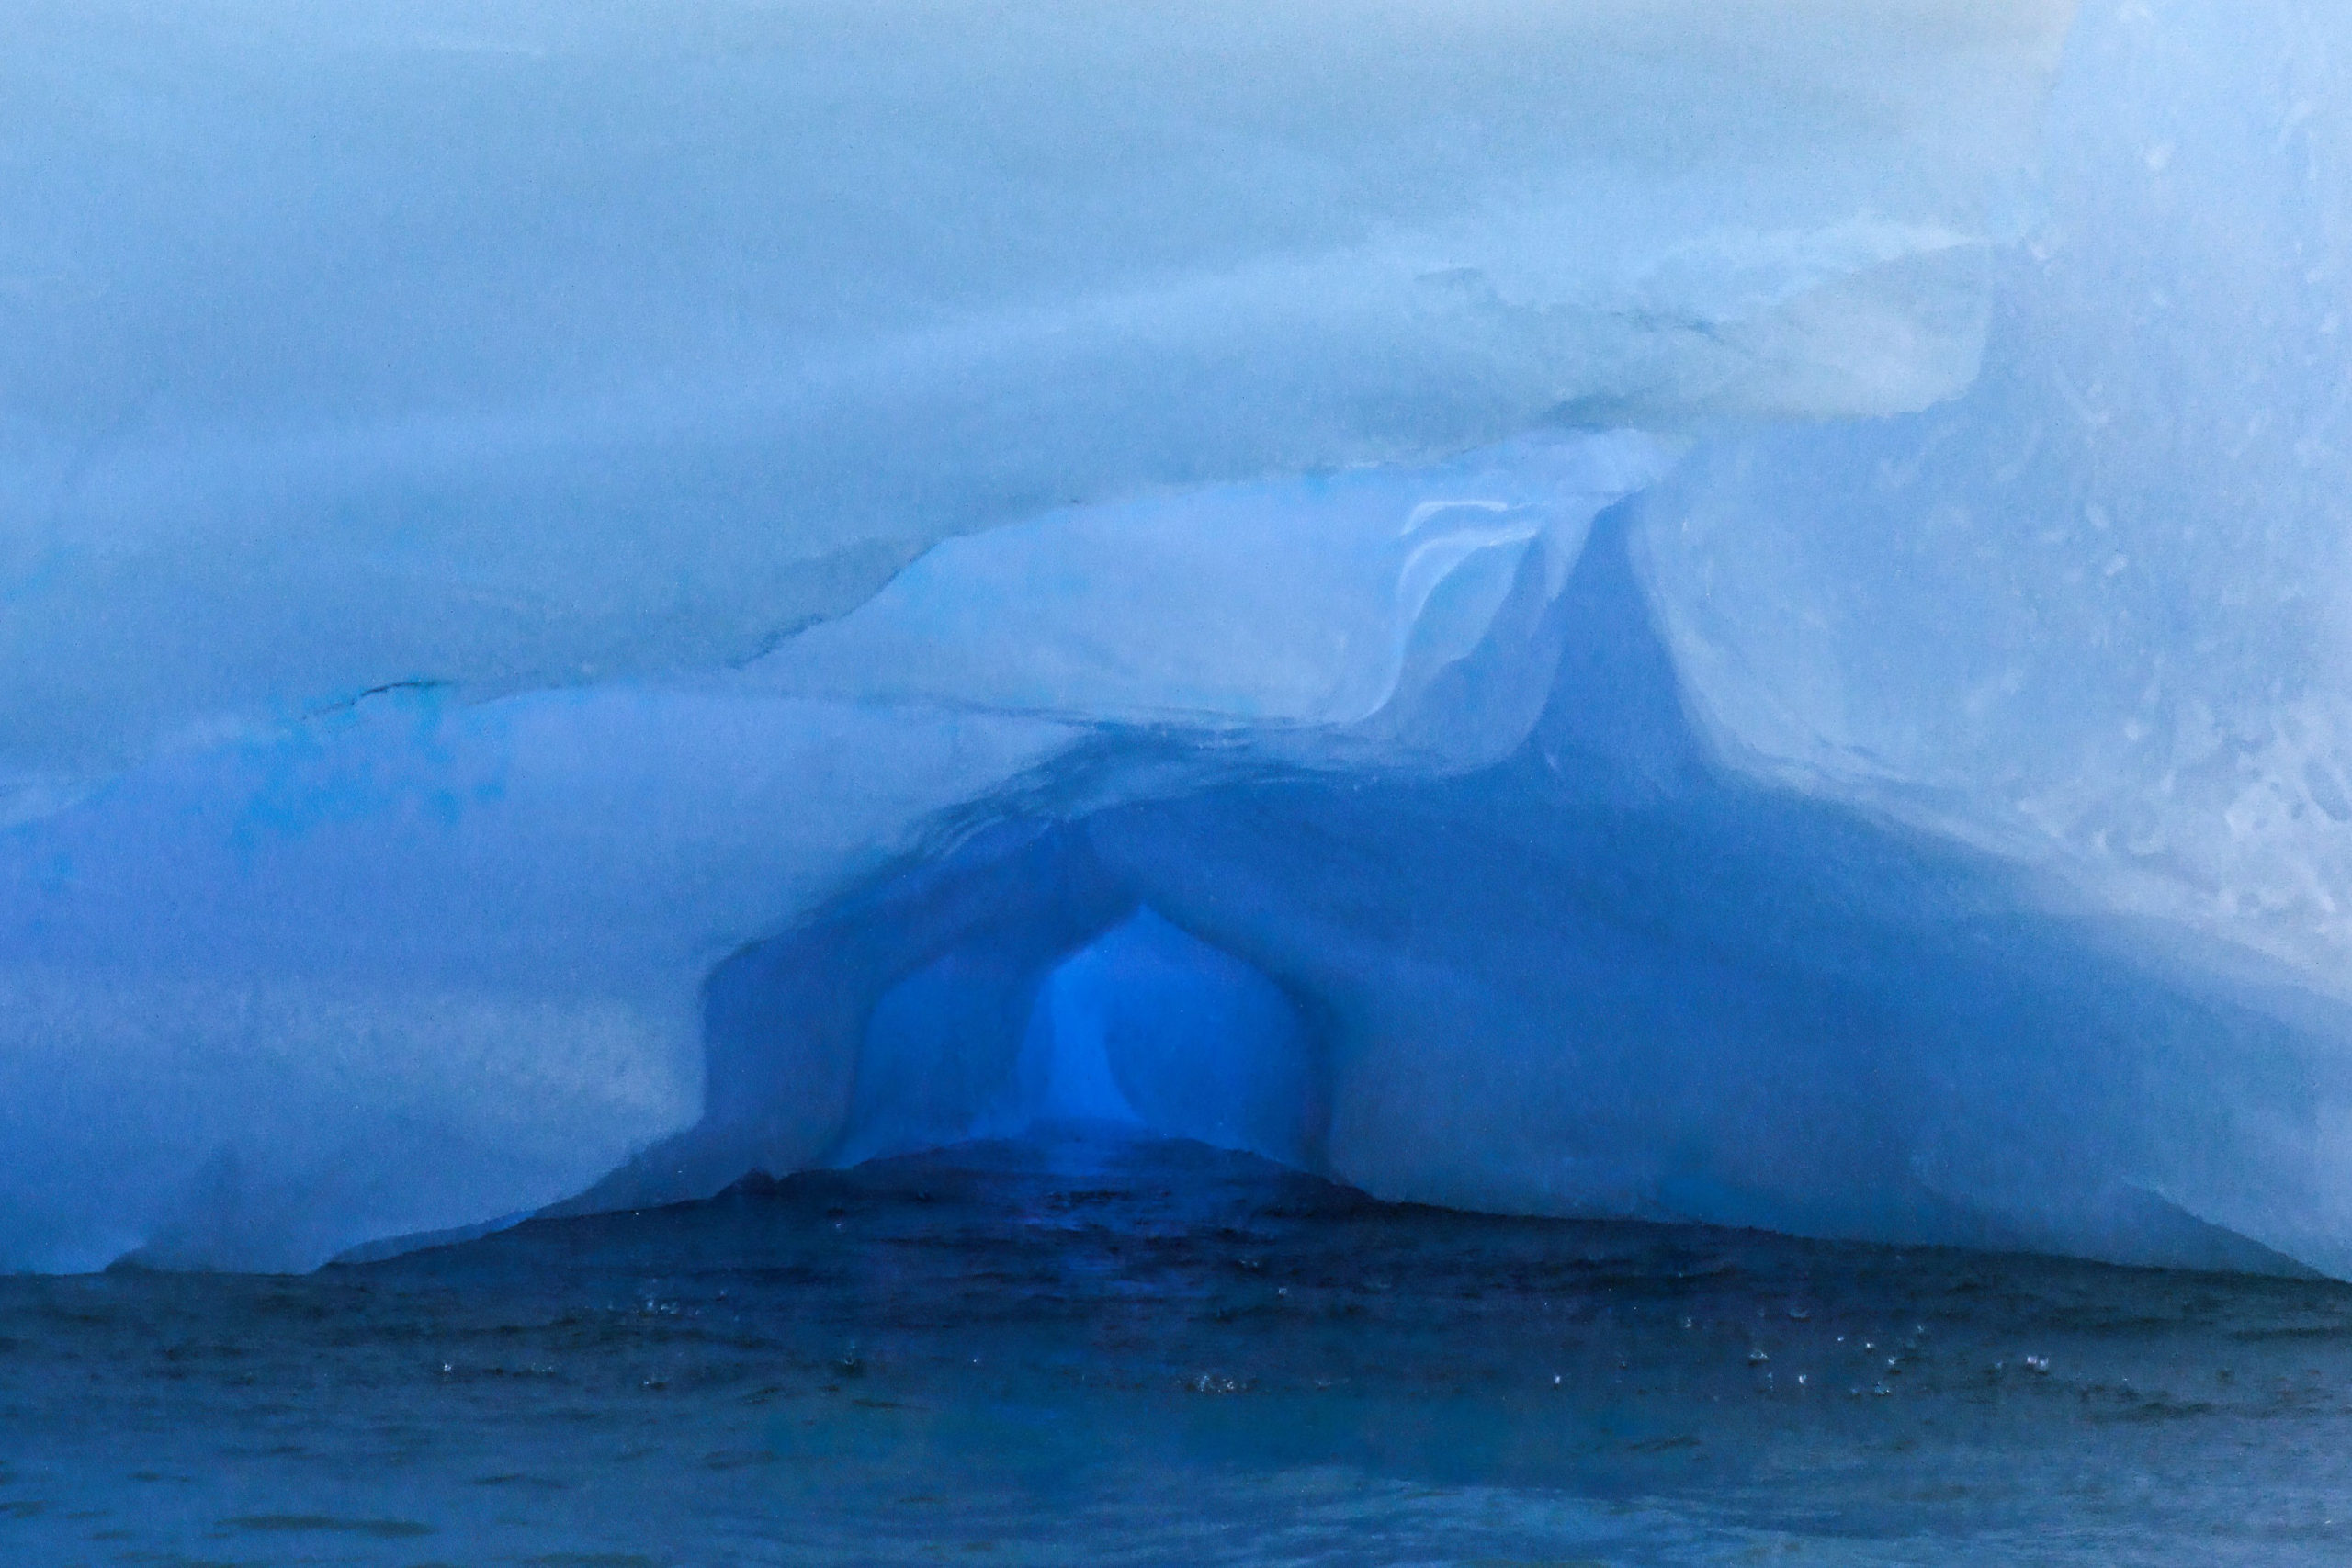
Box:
[830,906,1322,1173]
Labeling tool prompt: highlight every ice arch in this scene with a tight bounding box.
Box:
[570,510,2348,1278]
[569,858,1326,1211]
[5,493,2348,1278]
[5,0,2352,1282]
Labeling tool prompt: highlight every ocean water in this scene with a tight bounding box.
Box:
[3,1126,2347,1566]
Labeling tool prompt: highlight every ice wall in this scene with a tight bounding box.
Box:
[0,692,1075,1269]
[1642,0,2352,992]
[7,0,2352,1280]
[3,0,2067,794]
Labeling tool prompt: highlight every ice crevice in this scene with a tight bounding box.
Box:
[7,0,2352,1280]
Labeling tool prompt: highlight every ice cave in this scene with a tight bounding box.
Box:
[8,0,2352,1290]
[15,2,2352,1560]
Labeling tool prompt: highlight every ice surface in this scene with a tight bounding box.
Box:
[2,0,2067,787]
[7,0,2352,1282]
[1640,0,2352,991]
[0,694,1076,1269]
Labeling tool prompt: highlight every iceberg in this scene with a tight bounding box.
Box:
[6,0,2352,1281]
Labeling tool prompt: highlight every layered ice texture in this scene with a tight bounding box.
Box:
[5,0,2352,1278]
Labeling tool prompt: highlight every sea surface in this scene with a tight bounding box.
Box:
[3,1126,2349,1565]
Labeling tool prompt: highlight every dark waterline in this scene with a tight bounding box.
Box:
[5,1126,2350,1564]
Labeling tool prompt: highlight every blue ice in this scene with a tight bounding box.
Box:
[6,0,2352,1282]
